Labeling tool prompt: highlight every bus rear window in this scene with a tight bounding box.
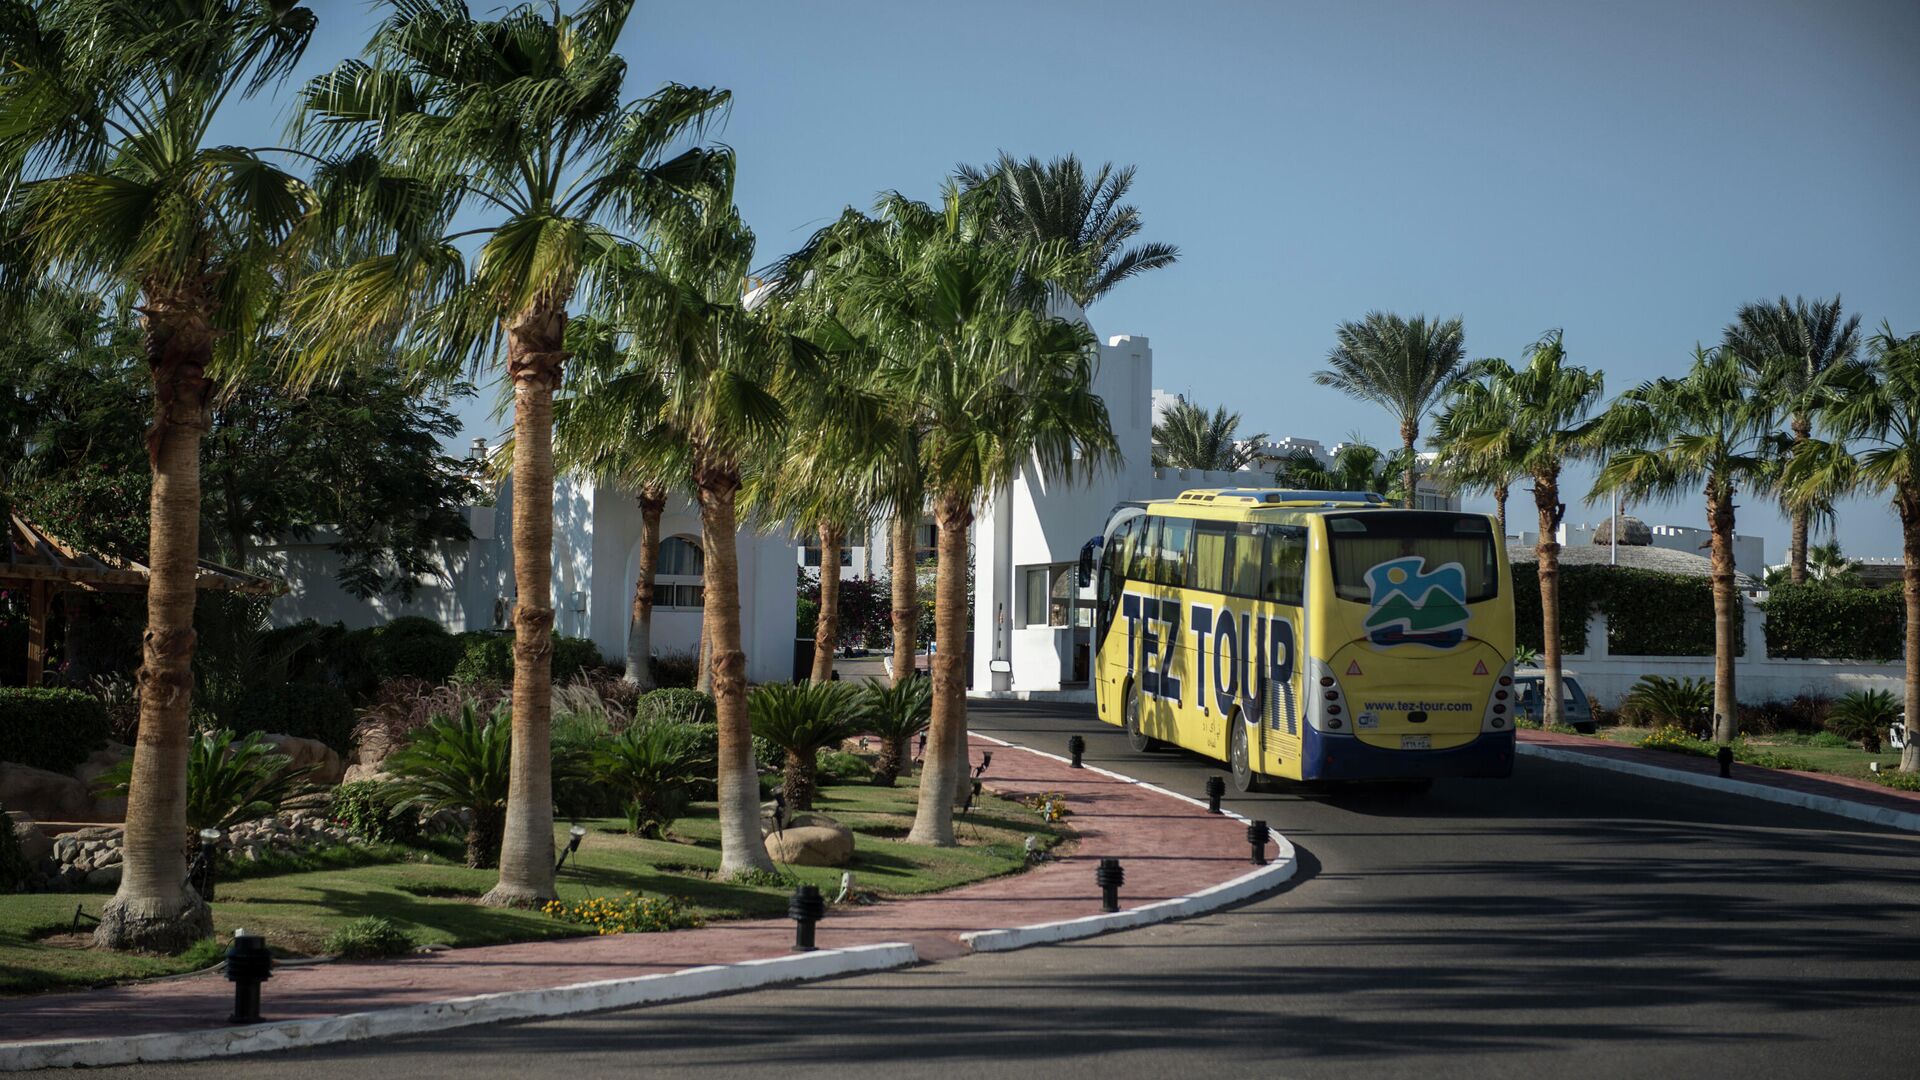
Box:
[1326,513,1498,603]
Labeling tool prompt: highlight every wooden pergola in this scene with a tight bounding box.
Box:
[2,512,283,687]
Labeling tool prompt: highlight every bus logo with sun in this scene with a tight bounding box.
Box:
[1362,557,1470,647]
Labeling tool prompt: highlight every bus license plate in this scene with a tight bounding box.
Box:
[1401,735,1431,750]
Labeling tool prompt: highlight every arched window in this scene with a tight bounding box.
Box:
[658,536,704,609]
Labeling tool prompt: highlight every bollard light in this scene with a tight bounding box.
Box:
[1095,857,1125,913]
[917,732,928,759]
[225,929,273,1024]
[1247,820,1271,866]
[554,824,587,873]
[1067,735,1086,768]
[789,885,826,952]
[1205,776,1226,814]
[978,751,993,774]
[191,827,222,902]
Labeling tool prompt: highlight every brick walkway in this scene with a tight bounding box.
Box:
[1,735,1268,1047]
[1519,728,1920,817]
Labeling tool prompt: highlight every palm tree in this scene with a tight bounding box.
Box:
[822,185,1120,845]
[1313,313,1468,507]
[1151,399,1267,471]
[1785,326,1920,771]
[1433,378,1527,532]
[954,153,1179,307]
[288,0,729,906]
[1594,346,1779,745]
[1723,296,1860,583]
[1433,332,1604,726]
[1805,539,1863,586]
[0,0,319,952]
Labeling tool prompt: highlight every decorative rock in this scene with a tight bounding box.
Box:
[340,764,391,786]
[8,813,51,865]
[83,864,121,887]
[71,744,133,821]
[764,822,855,867]
[0,763,91,822]
[261,734,346,786]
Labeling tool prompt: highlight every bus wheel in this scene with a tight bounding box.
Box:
[1123,682,1159,753]
[1230,718,1260,793]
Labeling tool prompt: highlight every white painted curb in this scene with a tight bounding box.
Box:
[962,735,1300,952]
[0,942,917,1072]
[1519,742,1920,834]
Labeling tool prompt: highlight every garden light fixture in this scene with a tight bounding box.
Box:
[1247,820,1271,865]
[1205,776,1225,814]
[788,885,826,952]
[555,824,587,873]
[1067,735,1086,768]
[190,827,222,902]
[225,929,272,1024]
[1095,857,1125,913]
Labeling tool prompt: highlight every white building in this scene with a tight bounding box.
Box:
[1515,520,1767,581]
[265,476,799,684]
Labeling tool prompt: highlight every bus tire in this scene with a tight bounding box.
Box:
[1123,681,1161,753]
[1230,716,1261,793]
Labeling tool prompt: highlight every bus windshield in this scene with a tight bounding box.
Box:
[1325,512,1498,604]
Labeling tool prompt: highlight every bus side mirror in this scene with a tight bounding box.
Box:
[1077,536,1101,588]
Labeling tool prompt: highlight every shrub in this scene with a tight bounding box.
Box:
[1760,584,1902,661]
[1621,676,1714,729]
[228,683,357,752]
[749,682,861,811]
[816,749,872,786]
[795,597,819,638]
[92,729,319,830]
[634,688,715,727]
[1510,563,1730,657]
[1638,725,1712,756]
[325,916,417,959]
[328,780,422,846]
[450,631,602,684]
[0,804,33,893]
[650,650,699,689]
[553,635,605,681]
[1826,689,1901,753]
[365,623,464,684]
[353,678,506,761]
[1872,770,1920,793]
[0,688,111,772]
[542,892,702,935]
[383,703,513,869]
[856,679,931,786]
[592,720,713,838]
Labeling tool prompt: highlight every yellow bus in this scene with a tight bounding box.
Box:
[1087,488,1516,792]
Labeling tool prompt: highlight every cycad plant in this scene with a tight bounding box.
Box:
[1784,325,1920,771]
[1433,331,1604,725]
[1594,347,1780,744]
[1314,313,1468,507]
[383,703,514,869]
[289,0,729,907]
[1826,689,1898,754]
[1621,676,1715,729]
[1723,296,1860,583]
[93,730,319,834]
[0,0,320,952]
[1151,400,1266,471]
[593,720,713,838]
[749,682,862,812]
[859,678,933,786]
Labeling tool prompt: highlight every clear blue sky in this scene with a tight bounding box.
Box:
[230,0,1920,560]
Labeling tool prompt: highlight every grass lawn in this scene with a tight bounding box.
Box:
[0,777,1062,996]
[1592,726,1902,780]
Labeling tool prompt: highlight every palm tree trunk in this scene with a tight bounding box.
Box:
[782,749,818,812]
[1707,482,1740,745]
[696,618,714,694]
[1400,420,1418,509]
[1533,470,1565,728]
[697,465,775,876]
[1899,486,1920,773]
[625,487,666,689]
[890,511,917,684]
[481,302,564,909]
[95,293,216,953]
[1789,416,1811,584]
[1494,481,1508,534]
[875,735,905,786]
[811,523,843,682]
[908,494,972,846]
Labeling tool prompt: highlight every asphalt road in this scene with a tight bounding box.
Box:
[116,700,1920,1080]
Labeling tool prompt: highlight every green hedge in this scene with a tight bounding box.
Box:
[0,688,111,772]
[451,631,606,684]
[1510,563,1733,658]
[227,683,357,753]
[1760,584,1904,661]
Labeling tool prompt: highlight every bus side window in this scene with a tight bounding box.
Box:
[1261,528,1306,605]
[1130,516,1162,585]
[1158,518,1193,588]
[1191,522,1232,593]
[1229,523,1263,598]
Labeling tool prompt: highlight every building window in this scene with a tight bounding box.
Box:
[659,536,705,610]
[1023,564,1077,628]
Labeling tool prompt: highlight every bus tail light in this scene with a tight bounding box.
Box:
[1481,661,1517,733]
[1306,658,1349,734]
